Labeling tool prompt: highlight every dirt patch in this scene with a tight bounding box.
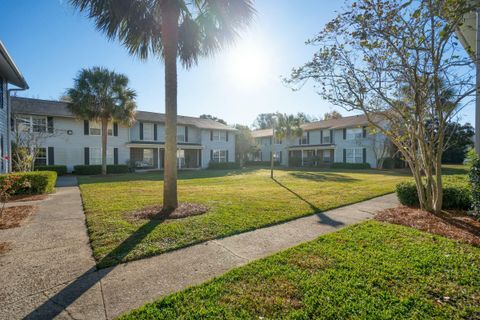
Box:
[375,206,480,246]
[8,194,47,202]
[0,205,36,229]
[0,242,11,254]
[133,203,209,220]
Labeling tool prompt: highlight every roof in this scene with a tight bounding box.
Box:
[0,41,28,89]
[11,97,236,131]
[251,115,370,138]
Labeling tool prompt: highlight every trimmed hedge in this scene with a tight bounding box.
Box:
[244,161,280,167]
[396,181,471,210]
[0,171,57,195]
[34,165,67,176]
[208,162,240,170]
[74,165,129,175]
[331,162,371,169]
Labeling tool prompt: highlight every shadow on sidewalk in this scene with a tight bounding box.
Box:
[24,219,163,319]
[272,178,344,227]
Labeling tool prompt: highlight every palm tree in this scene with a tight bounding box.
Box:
[67,67,136,175]
[70,0,255,213]
[271,113,303,178]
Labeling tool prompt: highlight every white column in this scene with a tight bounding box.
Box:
[157,148,160,169]
[301,150,304,166]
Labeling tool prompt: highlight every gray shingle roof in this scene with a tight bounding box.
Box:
[11,97,236,131]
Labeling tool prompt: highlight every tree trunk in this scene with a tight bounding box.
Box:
[162,4,180,212]
[101,118,108,175]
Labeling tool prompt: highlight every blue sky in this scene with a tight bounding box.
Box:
[0,1,476,127]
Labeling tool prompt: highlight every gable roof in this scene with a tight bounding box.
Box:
[11,97,236,131]
[251,114,370,138]
[0,41,28,89]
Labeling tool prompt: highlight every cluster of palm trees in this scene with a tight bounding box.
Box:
[66,0,255,214]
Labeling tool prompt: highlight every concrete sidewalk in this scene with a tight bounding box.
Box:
[0,177,398,320]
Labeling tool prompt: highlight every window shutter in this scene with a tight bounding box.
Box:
[210,130,213,141]
[307,131,310,144]
[113,122,118,136]
[185,126,188,142]
[320,130,323,144]
[47,117,54,133]
[343,149,346,163]
[139,122,143,140]
[363,148,367,163]
[153,124,157,141]
[210,149,213,161]
[343,128,346,140]
[226,150,229,162]
[84,120,89,135]
[226,131,229,142]
[362,126,367,138]
[280,151,283,163]
[48,147,54,165]
[330,129,334,143]
[114,148,119,165]
[198,150,202,167]
[270,137,272,145]
[84,147,90,165]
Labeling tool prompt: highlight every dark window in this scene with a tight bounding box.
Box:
[35,148,47,166]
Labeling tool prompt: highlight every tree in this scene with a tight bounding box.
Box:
[234,124,257,167]
[67,67,136,175]
[271,113,303,178]
[296,112,318,123]
[253,113,277,129]
[71,0,254,212]
[287,0,476,213]
[323,110,342,120]
[199,114,227,125]
[442,122,474,164]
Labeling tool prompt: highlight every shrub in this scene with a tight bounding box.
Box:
[74,165,129,175]
[468,153,480,217]
[0,171,57,195]
[244,161,280,167]
[331,162,371,169]
[208,162,240,170]
[34,165,68,176]
[396,181,471,210]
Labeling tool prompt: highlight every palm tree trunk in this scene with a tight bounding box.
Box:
[162,4,180,212]
[101,118,108,175]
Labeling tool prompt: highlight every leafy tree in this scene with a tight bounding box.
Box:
[199,114,227,125]
[286,0,475,213]
[252,113,277,129]
[442,122,474,164]
[271,113,303,178]
[70,0,255,212]
[323,111,342,120]
[67,67,136,175]
[234,124,257,167]
[296,112,318,123]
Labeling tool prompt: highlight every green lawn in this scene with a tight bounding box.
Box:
[119,221,480,320]
[79,168,409,268]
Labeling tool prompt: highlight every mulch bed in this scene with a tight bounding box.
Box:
[0,205,36,229]
[133,203,209,220]
[0,242,11,254]
[8,194,47,202]
[375,206,480,246]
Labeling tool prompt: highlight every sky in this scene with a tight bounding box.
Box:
[0,0,476,127]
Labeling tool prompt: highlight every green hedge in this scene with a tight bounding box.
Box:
[34,165,67,176]
[73,165,129,175]
[208,162,240,170]
[331,162,371,169]
[396,181,471,210]
[244,161,280,167]
[0,171,57,195]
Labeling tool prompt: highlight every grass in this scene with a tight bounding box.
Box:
[78,167,409,268]
[119,221,480,319]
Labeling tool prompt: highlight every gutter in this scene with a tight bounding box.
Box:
[0,41,28,90]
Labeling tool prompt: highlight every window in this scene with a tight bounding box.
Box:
[16,115,47,133]
[274,136,282,145]
[143,149,154,166]
[143,123,154,141]
[213,150,227,163]
[346,148,363,163]
[300,132,308,145]
[177,126,185,142]
[177,149,185,168]
[273,151,281,161]
[89,148,113,165]
[346,128,363,140]
[322,130,331,144]
[90,122,113,136]
[35,148,47,166]
[212,130,227,142]
[323,150,332,163]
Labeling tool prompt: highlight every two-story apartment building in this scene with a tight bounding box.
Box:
[0,41,28,173]
[251,115,388,168]
[11,97,236,172]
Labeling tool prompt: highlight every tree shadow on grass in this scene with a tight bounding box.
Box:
[272,178,344,228]
[24,218,163,319]
[288,171,359,182]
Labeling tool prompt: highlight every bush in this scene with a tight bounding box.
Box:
[0,171,57,195]
[73,165,129,175]
[331,162,371,169]
[468,153,480,216]
[244,161,280,167]
[34,165,67,176]
[207,162,240,170]
[396,181,471,210]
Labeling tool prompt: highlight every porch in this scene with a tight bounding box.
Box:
[128,145,202,170]
[288,147,335,167]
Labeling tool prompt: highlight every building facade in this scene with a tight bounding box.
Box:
[251,115,389,168]
[0,41,28,173]
[11,97,236,172]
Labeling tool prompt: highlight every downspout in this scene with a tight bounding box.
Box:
[7,88,27,172]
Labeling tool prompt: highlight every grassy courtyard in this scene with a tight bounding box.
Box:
[119,221,480,319]
[79,168,409,268]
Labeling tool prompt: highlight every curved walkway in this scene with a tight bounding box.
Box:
[0,176,399,319]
